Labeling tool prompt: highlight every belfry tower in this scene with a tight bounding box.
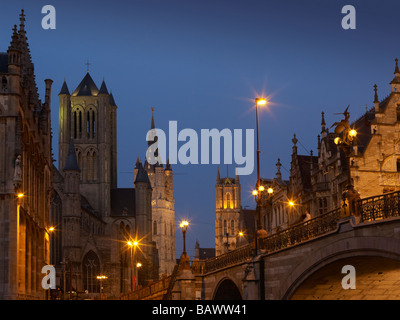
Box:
[215,167,242,256]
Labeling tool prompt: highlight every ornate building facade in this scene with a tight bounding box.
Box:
[259,59,400,234]
[52,72,159,299]
[0,11,53,299]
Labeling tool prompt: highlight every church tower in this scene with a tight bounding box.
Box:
[215,167,241,256]
[58,72,117,217]
[135,110,176,276]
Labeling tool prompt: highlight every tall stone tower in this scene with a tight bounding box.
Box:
[135,110,176,276]
[58,73,117,217]
[215,167,241,256]
[0,11,53,299]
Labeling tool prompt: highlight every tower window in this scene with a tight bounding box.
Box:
[153,220,157,235]
[397,105,400,122]
[397,159,400,172]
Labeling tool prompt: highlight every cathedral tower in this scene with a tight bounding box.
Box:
[215,167,241,256]
[58,73,117,217]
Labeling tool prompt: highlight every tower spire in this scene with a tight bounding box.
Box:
[374,84,379,103]
[19,9,26,32]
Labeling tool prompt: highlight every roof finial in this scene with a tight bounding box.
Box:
[321,111,326,132]
[374,84,379,103]
[19,9,25,32]
[151,107,155,129]
[85,58,91,73]
[395,58,400,74]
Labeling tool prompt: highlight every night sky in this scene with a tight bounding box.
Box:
[1,0,400,258]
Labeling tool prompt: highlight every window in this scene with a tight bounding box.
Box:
[318,197,328,215]
[82,251,100,293]
[153,220,157,235]
[223,220,227,235]
[226,193,231,209]
[397,159,400,172]
[230,220,235,235]
[397,105,400,122]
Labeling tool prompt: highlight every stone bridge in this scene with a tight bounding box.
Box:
[122,191,400,300]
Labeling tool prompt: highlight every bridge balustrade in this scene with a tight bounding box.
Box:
[359,190,400,222]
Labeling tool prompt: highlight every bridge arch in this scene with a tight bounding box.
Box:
[212,277,242,300]
[282,234,400,299]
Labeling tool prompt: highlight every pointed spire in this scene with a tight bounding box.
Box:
[135,155,141,169]
[98,79,109,95]
[292,134,298,155]
[321,111,326,132]
[374,84,379,103]
[63,138,80,171]
[390,59,400,87]
[59,79,70,95]
[165,158,172,171]
[109,91,117,106]
[276,158,282,181]
[19,9,26,33]
[151,107,155,129]
[216,166,220,182]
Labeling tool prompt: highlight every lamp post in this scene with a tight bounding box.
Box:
[96,275,107,298]
[332,107,360,217]
[127,239,139,291]
[253,98,268,253]
[179,221,189,254]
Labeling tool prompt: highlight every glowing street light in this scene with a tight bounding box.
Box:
[127,239,140,291]
[180,220,189,254]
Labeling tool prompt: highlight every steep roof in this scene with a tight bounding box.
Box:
[63,138,80,171]
[134,161,152,188]
[72,72,99,96]
[59,80,70,95]
[98,79,109,94]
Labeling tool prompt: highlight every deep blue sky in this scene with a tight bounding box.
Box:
[1,0,400,258]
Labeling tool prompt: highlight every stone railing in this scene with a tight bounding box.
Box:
[262,207,341,252]
[120,276,171,300]
[201,244,253,274]
[359,190,400,222]
[200,207,342,274]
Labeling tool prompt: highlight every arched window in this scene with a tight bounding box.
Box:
[230,220,234,235]
[153,220,157,235]
[87,111,90,138]
[82,251,100,293]
[92,110,96,138]
[223,220,227,235]
[226,193,231,209]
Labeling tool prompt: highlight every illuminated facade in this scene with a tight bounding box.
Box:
[52,72,159,299]
[135,111,176,277]
[0,11,53,299]
[215,168,242,256]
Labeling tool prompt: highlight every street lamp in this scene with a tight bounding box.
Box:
[96,275,107,298]
[254,98,268,243]
[179,220,189,254]
[127,239,139,291]
[332,107,360,216]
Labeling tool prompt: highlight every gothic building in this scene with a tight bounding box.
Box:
[214,168,256,256]
[51,72,159,299]
[259,58,400,234]
[135,111,176,277]
[0,11,53,299]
